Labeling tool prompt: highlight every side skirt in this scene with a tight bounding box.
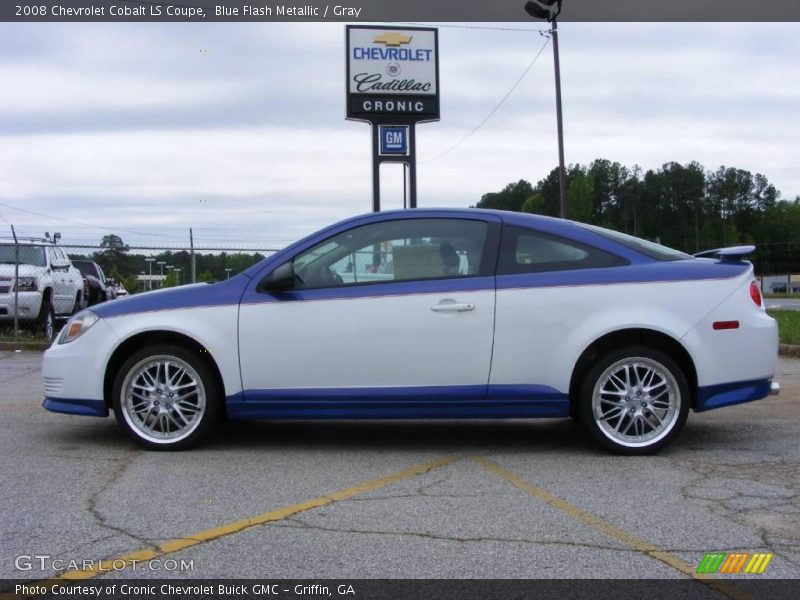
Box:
[226,385,569,420]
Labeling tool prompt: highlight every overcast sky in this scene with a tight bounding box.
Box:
[0,22,797,249]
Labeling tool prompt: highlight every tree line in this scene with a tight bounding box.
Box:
[69,234,267,293]
[474,159,800,274]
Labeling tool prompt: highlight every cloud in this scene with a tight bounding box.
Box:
[0,22,797,248]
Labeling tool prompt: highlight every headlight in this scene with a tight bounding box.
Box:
[59,310,100,344]
[14,277,37,292]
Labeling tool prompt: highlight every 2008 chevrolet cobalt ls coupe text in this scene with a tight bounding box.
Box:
[42,209,779,454]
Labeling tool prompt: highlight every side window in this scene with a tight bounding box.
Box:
[46,247,59,267]
[498,226,625,275]
[292,219,489,289]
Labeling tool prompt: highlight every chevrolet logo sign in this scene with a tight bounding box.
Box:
[373,33,413,46]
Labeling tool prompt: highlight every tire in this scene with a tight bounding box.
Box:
[71,292,83,315]
[579,346,690,455]
[36,300,56,342]
[112,344,220,450]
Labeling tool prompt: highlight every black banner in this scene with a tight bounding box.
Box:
[347,95,438,119]
[3,579,800,600]
[2,0,800,22]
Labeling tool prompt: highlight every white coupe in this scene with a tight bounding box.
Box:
[42,209,779,454]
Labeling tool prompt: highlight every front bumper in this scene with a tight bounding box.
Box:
[41,318,116,415]
[0,291,43,321]
[42,397,108,417]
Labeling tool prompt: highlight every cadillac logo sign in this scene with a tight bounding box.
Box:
[346,25,440,122]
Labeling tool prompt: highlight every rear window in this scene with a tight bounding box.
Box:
[578,223,691,261]
[73,262,94,277]
[498,226,626,275]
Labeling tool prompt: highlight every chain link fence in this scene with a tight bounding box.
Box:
[4,225,798,343]
[0,230,280,342]
[759,275,800,295]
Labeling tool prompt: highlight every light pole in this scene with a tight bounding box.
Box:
[173,267,182,285]
[225,268,232,279]
[145,257,155,291]
[525,0,567,219]
[157,261,166,287]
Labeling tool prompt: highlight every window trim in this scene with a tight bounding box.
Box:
[496,225,629,276]
[259,217,501,293]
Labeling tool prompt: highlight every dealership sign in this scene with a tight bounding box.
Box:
[346,25,440,121]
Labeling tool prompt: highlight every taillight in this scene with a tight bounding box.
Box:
[750,281,762,307]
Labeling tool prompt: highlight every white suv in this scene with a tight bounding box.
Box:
[0,240,85,340]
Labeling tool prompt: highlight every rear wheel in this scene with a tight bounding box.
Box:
[579,346,689,455]
[112,344,220,450]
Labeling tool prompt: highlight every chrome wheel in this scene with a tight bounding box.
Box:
[592,356,680,449]
[120,355,206,444]
[44,312,54,341]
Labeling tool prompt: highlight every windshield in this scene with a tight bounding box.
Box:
[0,244,47,267]
[578,224,691,261]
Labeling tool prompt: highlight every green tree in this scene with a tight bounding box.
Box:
[521,193,546,215]
[566,172,593,223]
[474,180,535,212]
[94,234,131,276]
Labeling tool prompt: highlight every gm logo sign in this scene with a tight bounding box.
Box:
[379,125,409,156]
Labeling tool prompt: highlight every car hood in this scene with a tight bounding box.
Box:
[0,264,46,275]
[91,276,249,318]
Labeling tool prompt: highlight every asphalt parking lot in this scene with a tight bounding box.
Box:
[1,350,799,586]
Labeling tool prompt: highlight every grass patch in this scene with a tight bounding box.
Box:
[0,324,48,342]
[768,309,800,345]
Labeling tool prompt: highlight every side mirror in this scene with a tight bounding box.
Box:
[259,262,296,292]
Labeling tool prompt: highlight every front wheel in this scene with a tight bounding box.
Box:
[579,346,690,455]
[72,292,84,315]
[37,300,56,342]
[112,344,220,450]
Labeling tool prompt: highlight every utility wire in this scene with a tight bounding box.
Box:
[421,35,552,164]
[394,22,551,33]
[0,201,176,239]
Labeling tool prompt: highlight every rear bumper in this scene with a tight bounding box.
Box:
[695,378,775,412]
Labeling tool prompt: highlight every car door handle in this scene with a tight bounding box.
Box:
[430,301,475,313]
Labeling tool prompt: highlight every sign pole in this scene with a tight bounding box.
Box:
[345,25,440,213]
[371,125,381,212]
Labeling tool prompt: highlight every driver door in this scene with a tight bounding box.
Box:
[238,215,500,409]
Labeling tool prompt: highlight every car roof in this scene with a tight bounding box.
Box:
[241,208,660,280]
[0,239,56,246]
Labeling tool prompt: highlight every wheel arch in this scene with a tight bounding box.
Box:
[568,328,698,414]
[103,330,226,417]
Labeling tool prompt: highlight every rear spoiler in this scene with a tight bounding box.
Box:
[693,245,756,261]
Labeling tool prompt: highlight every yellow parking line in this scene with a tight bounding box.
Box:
[4,455,460,598]
[472,456,753,600]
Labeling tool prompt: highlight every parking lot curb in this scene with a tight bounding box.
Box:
[779,343,800,358]
[0,341,50,352]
